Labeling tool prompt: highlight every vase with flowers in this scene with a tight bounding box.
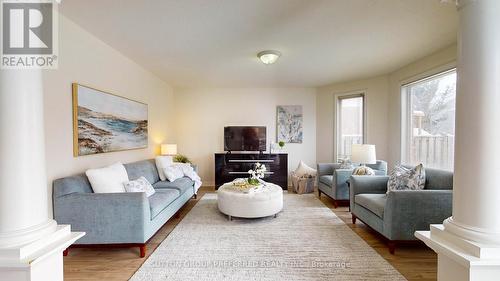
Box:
[247,162,267,186]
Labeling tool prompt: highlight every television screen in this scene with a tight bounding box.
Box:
[224,126,266,152]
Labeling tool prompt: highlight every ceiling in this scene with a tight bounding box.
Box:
[60,0,458,88]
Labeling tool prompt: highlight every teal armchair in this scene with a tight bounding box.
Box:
[317,160,387,207]
[349,166,453,254]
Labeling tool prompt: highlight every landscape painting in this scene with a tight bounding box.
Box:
[277,105,303,143]
[72,84,148,156]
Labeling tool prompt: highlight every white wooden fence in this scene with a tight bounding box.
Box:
[339,134,454,170]
[338,135,363,159]
[410,135,454,170]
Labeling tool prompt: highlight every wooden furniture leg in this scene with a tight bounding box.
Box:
[140,245,146,258]
[388,241,396,255]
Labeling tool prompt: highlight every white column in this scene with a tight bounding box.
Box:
[416,0,500,280]
[0,69,84,280]
[443,0,500,244]
[0,69,57,247]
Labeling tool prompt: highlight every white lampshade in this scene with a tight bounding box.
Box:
[350,144,376,164]
[161,144,177,155]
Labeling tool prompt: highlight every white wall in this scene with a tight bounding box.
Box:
[174,88,317,186]
[316,76,390,164]
[315,44,457,169]
[43,15,175,216]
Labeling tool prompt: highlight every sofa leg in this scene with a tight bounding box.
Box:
[140,245,146,258]
[193,194,197,199]
[318,190,321,197]
[388,242,396,255]
[63,248,69,256]
[333,200,338,208]
[351,214,356,224]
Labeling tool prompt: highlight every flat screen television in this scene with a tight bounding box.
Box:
[224,126,266,152]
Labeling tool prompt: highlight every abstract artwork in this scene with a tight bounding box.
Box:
[277,105,303,143]
[72,83,148,156]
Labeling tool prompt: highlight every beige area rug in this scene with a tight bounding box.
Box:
[130,193,406,281]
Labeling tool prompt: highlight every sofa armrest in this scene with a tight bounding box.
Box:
[317,163,341,177]
[384,190,453,240]
[349,176,389,210]
[349,176,389,195]
[54,192,150,243]
[334,169,353,184]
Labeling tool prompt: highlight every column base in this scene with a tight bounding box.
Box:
[416,224,500,281]
[0,220,57,249]
[0,225,84,281]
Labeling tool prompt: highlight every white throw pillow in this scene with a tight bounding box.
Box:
[294,161,317,177]
[163,166,184,182]
[123,176,156,197]
[85,163,129,193]
[155,156,173,181]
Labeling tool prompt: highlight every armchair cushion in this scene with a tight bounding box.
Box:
[355,194,387,218]
[350,175,389,211]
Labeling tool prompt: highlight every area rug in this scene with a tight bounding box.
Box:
[130,193,406,281]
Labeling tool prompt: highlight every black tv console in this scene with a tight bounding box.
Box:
[214,153,288,189]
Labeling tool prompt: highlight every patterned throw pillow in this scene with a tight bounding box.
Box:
[123,176,156,197]
[387,164,426,193]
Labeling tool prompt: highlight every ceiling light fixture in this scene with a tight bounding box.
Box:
[257,50,281,65]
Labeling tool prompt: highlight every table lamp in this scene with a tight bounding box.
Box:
[350,144,376,175]
[161,144,177,156]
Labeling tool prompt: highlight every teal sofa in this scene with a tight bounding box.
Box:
[317,160,387,207]
[349,166,453,254]
[53,159,196,257]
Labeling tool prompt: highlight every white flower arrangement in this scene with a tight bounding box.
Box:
[247,162,267,185]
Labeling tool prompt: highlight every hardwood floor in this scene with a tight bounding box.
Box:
[63,187,437,280]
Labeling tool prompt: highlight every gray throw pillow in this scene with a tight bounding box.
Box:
[387,164,426,193]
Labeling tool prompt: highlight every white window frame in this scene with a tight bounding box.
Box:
[334,91,367,162]
[400,66,457,169]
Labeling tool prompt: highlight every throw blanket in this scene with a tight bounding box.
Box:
[173,163,202,194]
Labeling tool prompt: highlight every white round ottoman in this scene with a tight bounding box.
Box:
[217,182,283,220]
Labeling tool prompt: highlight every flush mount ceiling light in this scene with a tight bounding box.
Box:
[257,50,281,65]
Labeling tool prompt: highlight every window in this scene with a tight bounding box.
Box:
[336,93,365,160]
[401,69,456,170]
